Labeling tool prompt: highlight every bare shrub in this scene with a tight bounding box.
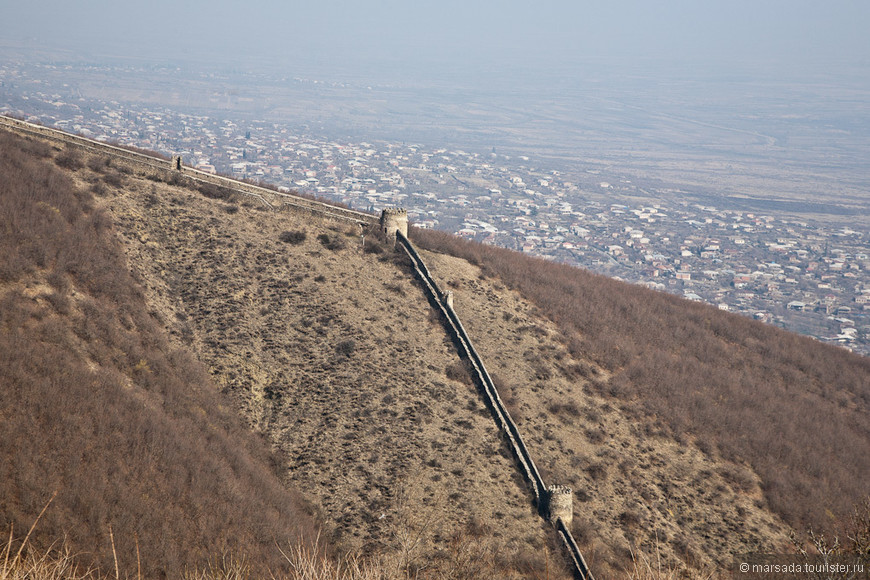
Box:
[54,149,83,170]
[549,401,582,418]
[102,172,124,188]
[335,339,356,358]
[197,182,234,200]
[168,171,188,186]
[850,496,870,557]
[364,239,385,254]
[89,181,107,197]
[16,136,53,158]
[585,426,607,444]
[491,373,522,421]
[586,462,608,481]
[87,156,111,173]
[571,517,597,548]
[279,230,307,245]
[628,542,715,580]
[385,282,404,295]
[317,233,345,251]
[445,360,474,385]
[717,464,756,493]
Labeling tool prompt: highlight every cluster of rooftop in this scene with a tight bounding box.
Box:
[2,63,867,355]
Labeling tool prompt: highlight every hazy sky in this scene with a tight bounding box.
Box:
[3,0,869,80]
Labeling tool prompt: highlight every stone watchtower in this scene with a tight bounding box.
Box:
[546,485,573,527]
[171,155,183,171]
[380,208,408,238]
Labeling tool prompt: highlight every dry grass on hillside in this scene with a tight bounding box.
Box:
[0,519,572,580]
[11,123,870,578]
[97,163,572,578]
[416,248,791,577]
[411,226,870,540]
[0,129,322,578]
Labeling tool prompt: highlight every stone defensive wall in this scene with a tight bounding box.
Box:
[395,232,594,580]
[1,113,592,578]
[0,115,378,228]
[557,517,593,579]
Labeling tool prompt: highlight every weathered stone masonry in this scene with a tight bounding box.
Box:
[380,207,409,238]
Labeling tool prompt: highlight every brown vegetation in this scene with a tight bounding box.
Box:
[1,515,566,580]
[93,149,569,576]
[279,230,307,245]
[411,226,870,536]
[0,130,321,577]
[11,122,870,576]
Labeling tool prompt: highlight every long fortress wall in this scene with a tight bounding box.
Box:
[396,233,594,580]
[0,115,377,227]
[1,115,593,578]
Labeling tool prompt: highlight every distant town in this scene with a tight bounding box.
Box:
[2,61,868,356]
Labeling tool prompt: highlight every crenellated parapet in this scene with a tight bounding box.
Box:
[442,290,454,309]
[380,207,408,238]
[546,485,574,527]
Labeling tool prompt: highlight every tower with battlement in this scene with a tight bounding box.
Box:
[443,290,454,309]
[546,485,573,526]
[380,208,408,238]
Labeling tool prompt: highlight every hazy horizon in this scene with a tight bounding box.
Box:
[3,0,869,85]
[3,0,869,217]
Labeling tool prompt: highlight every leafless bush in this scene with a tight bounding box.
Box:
[364,239,385,254]
[627,541,714,580]
[317,233,345,251]
[89,181,108,196]
[445,360,474,385]
[586,462,608,481]
[54,149,83,170]
[279,230,307,245]
[335,339,356,359]
[16,135,53,158]
[102,172,124,188]
[167,171,188,186]
[87,156,111,173]
[197,182,234,200]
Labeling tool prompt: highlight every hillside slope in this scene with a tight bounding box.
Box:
[91,139,807,577]
[101,165,568,577]
[0,130,320,578]
[417,250,792,570]
[413,227,870,555]
[4,125,869,579]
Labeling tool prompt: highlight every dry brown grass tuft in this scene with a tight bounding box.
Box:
[277,535,388,580]
[1,501,98,580]
[626,542,715,580]
[0,539,99,580]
